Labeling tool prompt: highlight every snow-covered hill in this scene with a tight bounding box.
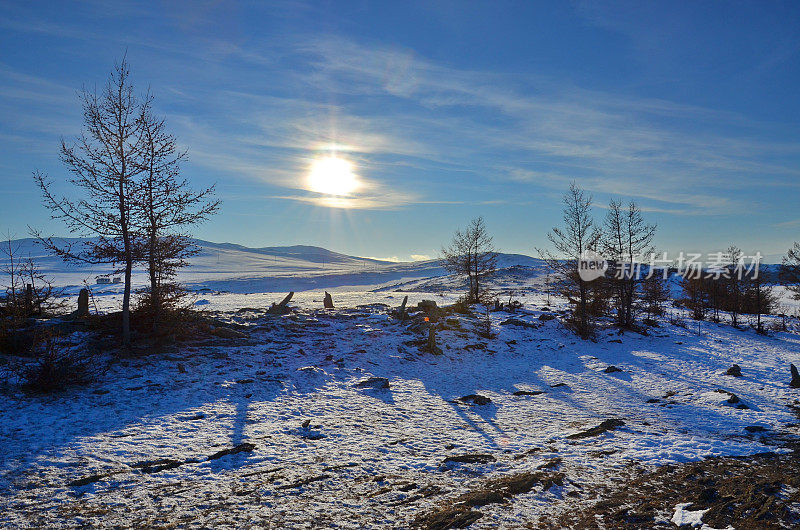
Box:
[0,237,546,294]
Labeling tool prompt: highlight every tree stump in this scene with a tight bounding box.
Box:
[425,324,442,355]
[77,288,90,317]
[267,292,294,315]
[397,295,408,321]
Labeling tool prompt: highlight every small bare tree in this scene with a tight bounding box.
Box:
[1,234,63,321]
[743,265,774,334]
[0,235,22,318]
[134,106,219,332]
[680,269,710,320]
[781,242,800,300]
[724,245,744,327]
[641,270,670,321]
[441,217,497,303]
[544,182,600,338]
[34,58,147,347]
[601,199,656,329]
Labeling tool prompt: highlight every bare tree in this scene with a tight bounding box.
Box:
[601,199,656,328]
[441,217,497,303]
[544,182,600,338]
[134,106,219,332]
[680,269,710,320]
[641,270,670,321]
[781,242,800,300]
[33,57,147,347]
[743,265,774,334]
[1,234,63,324]
[0,235,21,317]
[724,245,744,327]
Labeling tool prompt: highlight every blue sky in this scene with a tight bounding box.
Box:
[1,1,799,261]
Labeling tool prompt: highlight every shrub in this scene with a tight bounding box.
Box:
[13,333,100,393]
[477,308,495,339]
[449,296,473,315]
[668,312,687,328]
[132,283,203,344]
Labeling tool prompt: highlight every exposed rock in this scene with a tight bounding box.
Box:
[134,458,184,474]
[354,376,390,390]
[725,392,740,404]
[323,291,334,309]
[791,364,800,388]
[550,382,569,389]
[708,388,742,406]
[207,442,255,461]
[567,419,625,439]
[418,300,438,313]
[604,365,623,373]
[539,313,556,321]
[726,364,743,377]
[745,425,768,433]
[443,453,496,464]
[513,390,545,396]
[458,394,491,405]
[68,470,123,487]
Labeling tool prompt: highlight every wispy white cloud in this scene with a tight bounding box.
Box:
[4,20,799,216]
[258,34,800,213]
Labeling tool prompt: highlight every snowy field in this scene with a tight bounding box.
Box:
[2,241,800,527]
[2,287,800,527]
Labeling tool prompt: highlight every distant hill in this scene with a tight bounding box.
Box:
[0,237,545,293]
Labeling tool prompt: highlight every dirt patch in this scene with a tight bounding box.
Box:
[548,450,800,529]
[414,471,563,529]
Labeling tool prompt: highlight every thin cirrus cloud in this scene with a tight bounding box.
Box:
[168,32,800,214]
[2,14,799,216]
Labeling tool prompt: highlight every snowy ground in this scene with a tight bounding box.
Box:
[2,287,800,528]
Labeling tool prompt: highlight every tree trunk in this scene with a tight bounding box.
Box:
[149,232,159,333]
[122,257,132,347]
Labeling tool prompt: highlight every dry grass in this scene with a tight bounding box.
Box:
[547,449,800,529]
[413,471,564,529]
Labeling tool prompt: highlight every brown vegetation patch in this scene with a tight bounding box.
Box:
[548,450,800,529]
[414,471,564,529]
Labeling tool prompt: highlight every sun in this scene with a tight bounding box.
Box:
[308,155,359,196]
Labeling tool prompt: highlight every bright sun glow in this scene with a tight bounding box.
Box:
[308,156,359,196]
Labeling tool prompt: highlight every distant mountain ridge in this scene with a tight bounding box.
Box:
[0,237,543,292]
[193,240,393,266]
